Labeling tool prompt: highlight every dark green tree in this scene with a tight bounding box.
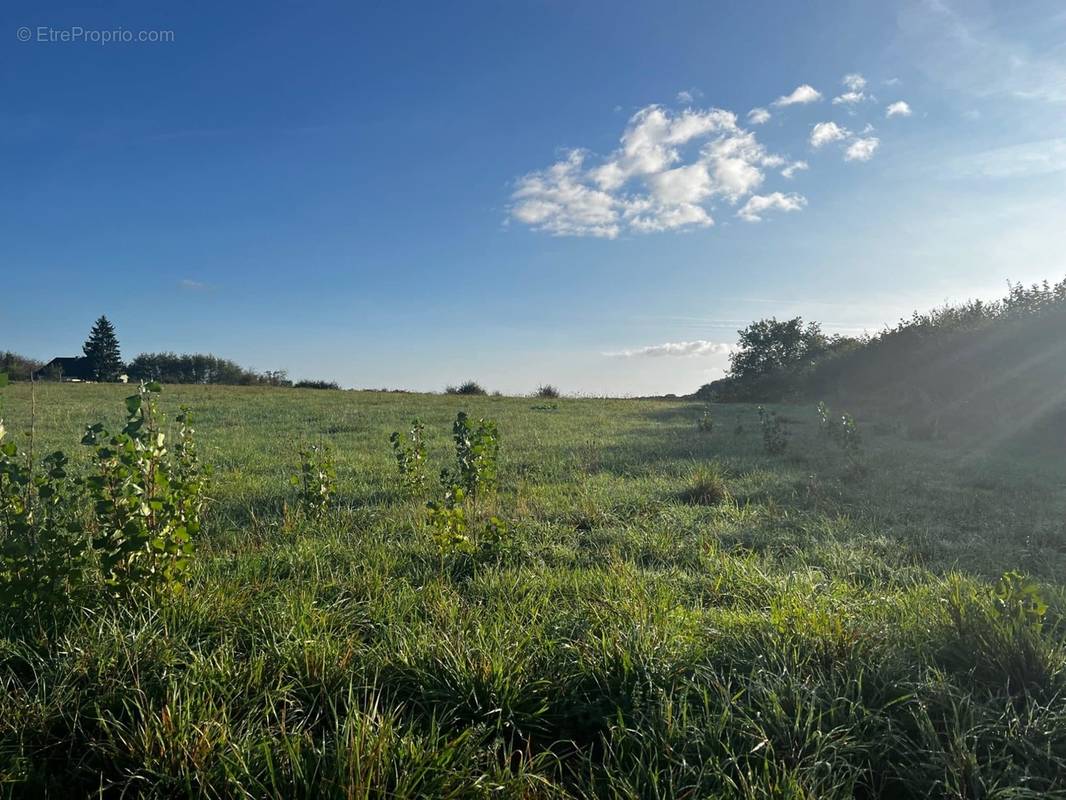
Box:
[82,316,124,382]
[727,317,828,383]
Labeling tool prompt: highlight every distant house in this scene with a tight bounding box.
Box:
[34,357,94,382]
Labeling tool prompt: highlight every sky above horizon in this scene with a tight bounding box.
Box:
[2,0,1065,395]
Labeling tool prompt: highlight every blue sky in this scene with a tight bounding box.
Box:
[2,0,1064,394]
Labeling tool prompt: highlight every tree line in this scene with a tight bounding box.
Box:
[698,276,1066,440]
[2,316,338,389]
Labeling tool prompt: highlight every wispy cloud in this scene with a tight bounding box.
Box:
[737,192,807,222]
[898,0,1066,105]
[945,136,1066,179]
[747,107,771,125]
[606,340,734,358]
[781,160,809,178]
[773,84,822,106]
[179,279,208,290]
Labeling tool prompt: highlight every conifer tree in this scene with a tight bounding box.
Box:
[82,315,124,382]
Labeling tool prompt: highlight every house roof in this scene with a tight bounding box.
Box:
[35,356,93,380]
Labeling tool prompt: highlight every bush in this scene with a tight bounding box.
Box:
[82,383,208,595]
[291,443,336,519]
[534,385,561,399]
[294,379,340,390]
[0,430,87,615]
[446,381,487,396]
[758,406,788,455]
[697,411,714,433]
[390,419,428,494]
[0,352,41,382]
[444,412,499,501]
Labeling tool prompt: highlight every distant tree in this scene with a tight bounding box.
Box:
[0,351,42,381]
[82,316,124,382]
[728,317,828,383]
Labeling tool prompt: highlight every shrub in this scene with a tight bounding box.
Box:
[291,443,336,519]
[758,406,788,455]
[446,381,487,396]
[817,402,863,462]
[445,412,499,501]
[534,385,561,399]
[680,463,731,506]
[426,484,470,557]
[81,383,208,595]
[294,379,340,390]
[0,352,42,382]
[390,419,428,494]
[697,411,714,433]
[0,425,88,615]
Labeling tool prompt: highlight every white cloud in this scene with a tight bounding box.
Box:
[737,192,807,222]
[747,107,771,124]
[773,84,822,106]
[842,74,867,92]
[607,340,734,358]
[676,90,695,104]
[511,103,793,237]
[179,279,207,290]
[511,74,903,237]
[647,163,712,204]
[810,121,848,147]
[844,137,880,161]
[834,74,870,105]
[885,101,912,118]
[833,91,867,105]
[512,150,621,238]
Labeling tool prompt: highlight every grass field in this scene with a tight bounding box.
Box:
[2,383,1065,798]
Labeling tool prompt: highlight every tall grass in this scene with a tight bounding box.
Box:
[0,384,1064,796]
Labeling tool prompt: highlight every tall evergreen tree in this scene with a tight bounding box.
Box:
[82,316,124,382]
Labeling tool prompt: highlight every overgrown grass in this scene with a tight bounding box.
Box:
[1,384,1065,797]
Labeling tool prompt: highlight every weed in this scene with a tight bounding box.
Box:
[697,411,714,433]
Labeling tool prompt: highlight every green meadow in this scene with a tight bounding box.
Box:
[2,382,1065,798]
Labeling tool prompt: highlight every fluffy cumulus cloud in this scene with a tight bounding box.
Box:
[845,137,880,161]
[737,192,807,222]
[608,340,734,358]
[511,74,909,237]
[810,121,848,147]
[885,100,912,118]
[511,104,801,237]
[747,107,771,125]
[773,84,822,106]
